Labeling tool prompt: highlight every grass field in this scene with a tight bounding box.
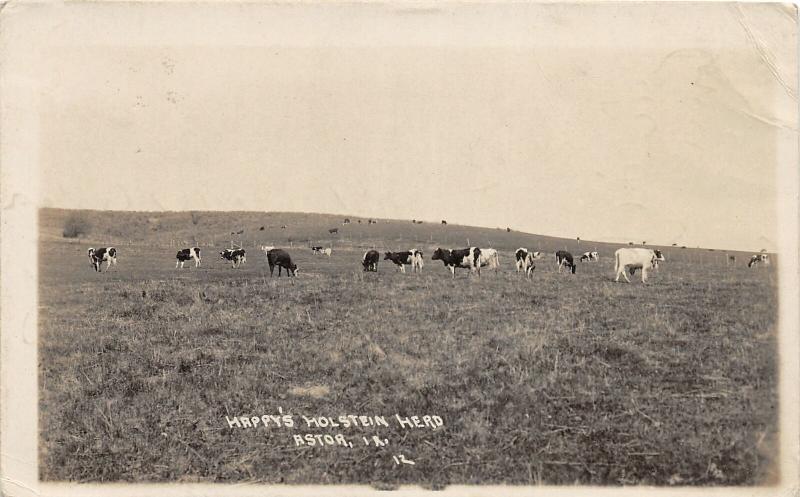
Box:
[38,210,779,485]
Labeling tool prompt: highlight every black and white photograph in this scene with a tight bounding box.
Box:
[1,2,798,496]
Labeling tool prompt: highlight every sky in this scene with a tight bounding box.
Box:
[16,2,797,252]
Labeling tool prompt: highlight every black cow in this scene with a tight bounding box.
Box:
[220,248,246,268]
[329,228,339,234]
[267,248,298,277]
[431,247,481,278]
[362,250,380,272]
[555,250,576,274]
[176,247,201,268]
[88,247,117,272]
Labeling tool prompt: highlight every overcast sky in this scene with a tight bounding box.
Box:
[20,2,797,251]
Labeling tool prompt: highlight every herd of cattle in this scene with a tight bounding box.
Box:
[85,244,773,283]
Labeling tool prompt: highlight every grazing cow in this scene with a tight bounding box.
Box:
[311,246,324,254]
[88,247,117,272]
[431,247,481,278]
[748,254,770,268]
[580,251,599,262]
[362,250,380,272]
[614,248,664,283]
[267,248,298,277]
[329,228,339,235]
[555,250,576,274]
[175,247,201,268]
[220,248,247,268]
[441,220,447,225]
[515,248,541,276]
[477,248,500,274]
[383,249,424,273]
[343,218,351,225]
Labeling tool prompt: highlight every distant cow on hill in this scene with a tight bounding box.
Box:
[614,248,664,283]
[88,247,117,272]
[441,220,447,225]
[748,254,770,268]
[329,228,339,234]
[384,249,424,273]
[311,246,332,257]
[343,218,351,225]
[431,247,481,278]
[267,248,298,277]
[362,250,380,272]
[176,247,201,268]
[555,250,576,274]
[220,248,246,268]
[580,251,599,262]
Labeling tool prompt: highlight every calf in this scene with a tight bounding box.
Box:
[267,248,298,277]
[580,251,599,262]
[477,248,500,274]
[176,247,201,268]
[383,249,424,273]
[88,247,117,272]
[362,250,380,272]
[614,248,664,283]
[555,250,576,274]
[431,247,481,278]
[220,248,247,268]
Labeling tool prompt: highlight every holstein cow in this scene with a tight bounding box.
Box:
[580,251,599,262]
[515,248,542,277]
[267,248,298,277]
[431,247,481,278]
[614,247,665,283]
[477,248,500,274]
[384,249,424,273]
[175,247,201,268]
[555,250,576,274]
[748,254,770,268]
[88,247,117,272]
[362,250,380,272]
[220,248,246,268]
[310,246,332,257]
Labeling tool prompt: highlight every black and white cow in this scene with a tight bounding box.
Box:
[748,254,770,268]
[267,248,298,277]
[362,250,380,272]
[220,248,246,268]
[555,250,576,274]
[176,247,201,268]
[384,249,424,273]
[580,251,599,262]
[614,248,665,283]
[312,246,332,257]
[431,247,481,278]
[515,248,541,277]
[88,247,117,272]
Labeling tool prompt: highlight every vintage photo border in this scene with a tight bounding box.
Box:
[1,1,798,496]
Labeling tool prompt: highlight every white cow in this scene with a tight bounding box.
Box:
[478,248,500,274]
[614,248,665,283]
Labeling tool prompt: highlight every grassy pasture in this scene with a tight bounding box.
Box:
[39,213,778,485]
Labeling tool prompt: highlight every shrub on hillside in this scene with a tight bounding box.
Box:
[62,213,91,238]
